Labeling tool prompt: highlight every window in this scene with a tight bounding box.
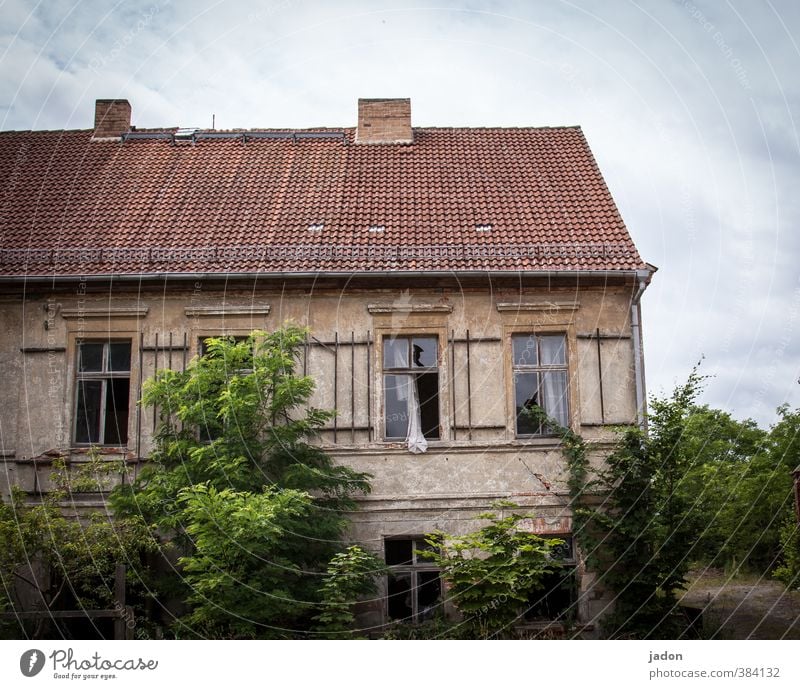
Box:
[512,333,569,436]
[385,538,442,623]
[524,569,577,623]
[524,535,577,623]
[383,335,440,451]
[74,340,131,445]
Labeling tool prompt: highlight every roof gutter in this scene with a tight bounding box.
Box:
[630,266,657,429]
[0,268,649,284]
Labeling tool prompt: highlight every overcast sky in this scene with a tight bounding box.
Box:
[1,0,798,427]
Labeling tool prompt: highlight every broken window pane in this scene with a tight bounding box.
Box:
[514,371,541,435]
[411,337,437,367]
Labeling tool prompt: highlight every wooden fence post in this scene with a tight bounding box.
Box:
[113,564,126,640]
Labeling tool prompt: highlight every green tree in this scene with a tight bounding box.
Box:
[110,326,372,638]
[419,502,563,639]
[773,517,800,589]
[313,545,385,637]
[676,404,797,573]
[0,455,154,639]
[568,369,707,638]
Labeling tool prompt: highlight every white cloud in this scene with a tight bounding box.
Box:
[1,0,798,423]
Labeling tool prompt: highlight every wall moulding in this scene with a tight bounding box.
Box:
[495,301,580,313]
[367,303,453,314]
[184,305,271,317]
[61,308,149,319]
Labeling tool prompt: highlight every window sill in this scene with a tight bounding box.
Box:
[512,435,566,445]
[326,437,573,454]
[69,445,131,453]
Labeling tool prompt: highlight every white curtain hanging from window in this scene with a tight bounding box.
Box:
[393,341,427,454]
[541,371,568,427]
[406,373,427,453]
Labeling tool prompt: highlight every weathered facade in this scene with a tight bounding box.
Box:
[0,97,654,632]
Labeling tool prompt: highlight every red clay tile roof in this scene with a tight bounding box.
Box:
[0,126,645,277]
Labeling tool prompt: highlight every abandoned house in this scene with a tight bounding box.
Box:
[0,97,654,632]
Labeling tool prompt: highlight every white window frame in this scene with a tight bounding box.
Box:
[381,334,441,442]
[73,339,132,446]
[511,332,570,437]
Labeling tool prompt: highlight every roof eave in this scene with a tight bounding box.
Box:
[0,268,651,284]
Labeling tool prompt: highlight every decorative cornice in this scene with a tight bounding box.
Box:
[184,305,271,317]
[496,301,580,313]
[61,307,148,319]
[367,303,453,314]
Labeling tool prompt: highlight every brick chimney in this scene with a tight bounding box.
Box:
[356,98,412,144]
[93,99,131,139]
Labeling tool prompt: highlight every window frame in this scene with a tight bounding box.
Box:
[381,334,441,442]
[384,536,443,623]
[510,332,570,438]
[72,339,132,447]
[523,532,578,624]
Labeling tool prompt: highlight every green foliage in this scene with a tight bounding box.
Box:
[313,545,385,637]
[559,368,708,638]
[420,502,563,639]
[0,455,155,639]
[772,517,800,589]
[616,370,708,636]
[176,484,317,636]
[562,366,800,637]
[675,404,798,573]
[381,617,466,639]
[110,326,373,638]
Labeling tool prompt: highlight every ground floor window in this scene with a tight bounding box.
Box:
[524,535,578,623]
[523,568,578,623]
[385,537,442,622]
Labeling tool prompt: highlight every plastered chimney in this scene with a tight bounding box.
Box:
[93,99,131,139]
[356,98,412,144]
